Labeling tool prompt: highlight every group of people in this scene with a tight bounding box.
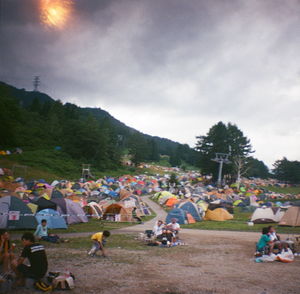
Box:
[0,230,48,288]
[0,226,111,290]
[152,218,181,246]
[256,226,289,255]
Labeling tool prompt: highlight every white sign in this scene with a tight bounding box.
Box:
[8,211,20,221]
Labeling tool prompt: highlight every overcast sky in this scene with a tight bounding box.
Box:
[1,0,300,168]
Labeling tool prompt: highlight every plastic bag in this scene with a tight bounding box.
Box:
[277,248,294,263]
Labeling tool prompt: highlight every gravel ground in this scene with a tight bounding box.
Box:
[12,197,300,294]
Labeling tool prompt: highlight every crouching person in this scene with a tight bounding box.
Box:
[88,231,111,257]
[12,232,48,287]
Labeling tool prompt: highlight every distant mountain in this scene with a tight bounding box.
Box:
[0,81,197,167]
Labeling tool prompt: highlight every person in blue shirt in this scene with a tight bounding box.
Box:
[34,219,61,244]
[257,227,274,254]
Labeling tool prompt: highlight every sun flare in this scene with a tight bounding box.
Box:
[40,0,73,29]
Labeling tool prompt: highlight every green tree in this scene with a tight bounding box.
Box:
[273,158,300,184]
[169,146,181,167]
[195,121,253,180]
[128,133,149,166]
[148,138,160,161]
[246,157,269,179]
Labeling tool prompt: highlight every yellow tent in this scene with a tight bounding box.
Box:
[204,208,233,221]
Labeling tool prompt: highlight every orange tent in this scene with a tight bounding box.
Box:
[165,197,179,207]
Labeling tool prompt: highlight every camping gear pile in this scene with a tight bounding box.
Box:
[255,248,295,263]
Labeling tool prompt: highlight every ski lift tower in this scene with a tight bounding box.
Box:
[211,153,231,187]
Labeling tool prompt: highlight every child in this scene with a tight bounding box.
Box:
[34,219,66,244]
[88,231,111,257]
[257,227,274,254]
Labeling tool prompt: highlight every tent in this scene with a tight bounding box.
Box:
[35,208,67,229]
[0,196,38,229]
[32,197,57,212]
[166,208,186,225]
[64,199,88,224]
[52,198,88,224]
[165,197,179,207]
[103,203,133,222]
[279,207,300,226]
[204,208,233,221]
[51,190,64,199]
[250,207,280,224]
[83,201,103,219]
[177,201,202,221]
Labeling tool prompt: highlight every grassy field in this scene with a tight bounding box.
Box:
[264,186,300,195]
[182,207,300,234]
[0,150,147,181]
[11,233,150,255]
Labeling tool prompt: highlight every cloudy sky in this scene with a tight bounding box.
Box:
[1,0,300,168]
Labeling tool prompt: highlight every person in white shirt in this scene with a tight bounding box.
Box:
[153,220,165,238]
[268,226,288,251]
[167,218,180,235]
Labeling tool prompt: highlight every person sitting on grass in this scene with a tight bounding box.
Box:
[167,218,180,241]
[0,229,16,273]
[12,232,48,286]
[34,219,68,244]
[257,227,274,255]
[268,226,289,251]
[153,220,165,238]
[88,231,111,257]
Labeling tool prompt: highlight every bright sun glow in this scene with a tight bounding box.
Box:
[40,0,73,29]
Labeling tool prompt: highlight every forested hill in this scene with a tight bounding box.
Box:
[0,81,197,169]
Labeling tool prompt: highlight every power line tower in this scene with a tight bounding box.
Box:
[33,76,40,91]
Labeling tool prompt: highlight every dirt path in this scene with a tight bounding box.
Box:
[12,196,300,294]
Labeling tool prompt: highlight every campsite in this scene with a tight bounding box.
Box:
[0,168,298,293]
[2,1,300,292]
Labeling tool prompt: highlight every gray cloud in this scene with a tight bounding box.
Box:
[1,0,300,167]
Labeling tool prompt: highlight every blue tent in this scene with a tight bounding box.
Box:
[35,208,67,229]
[178,202,202,221]
[166,208,186,225]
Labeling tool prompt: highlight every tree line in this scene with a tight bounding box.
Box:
[1,81,298,183]
[0,82,197,170]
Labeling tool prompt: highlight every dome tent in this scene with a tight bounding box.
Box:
[0,196,37,229]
